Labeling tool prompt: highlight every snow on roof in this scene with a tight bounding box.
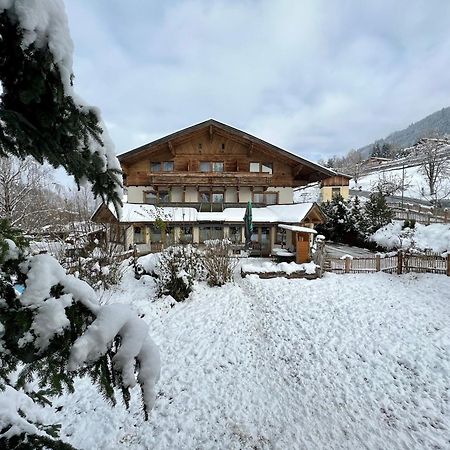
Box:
[107,202,316,224]
[278,224,317,234]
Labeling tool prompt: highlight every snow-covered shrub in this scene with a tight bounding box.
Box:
[134,253,161,279]
[71,242,126,290]
[370,222,450,253]
[155,245,204,301]
[202,239,237,287]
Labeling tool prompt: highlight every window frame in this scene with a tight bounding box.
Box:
[249,162,273,174]
[150,161,174,172]
[199,161,224,173]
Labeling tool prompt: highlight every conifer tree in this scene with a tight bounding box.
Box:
[0,2,160,448]
[364,190,393,233]
[0,6,122,212]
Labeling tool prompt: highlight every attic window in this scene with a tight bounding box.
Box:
[221,143,225,149]
[151,162,161,172]
[150,161,173,172]
[250,162,273,174]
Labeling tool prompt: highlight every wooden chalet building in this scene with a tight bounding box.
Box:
[93,119,336,259]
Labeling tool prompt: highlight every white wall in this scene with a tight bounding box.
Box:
[127,186,148,203]
[268,187,293,204]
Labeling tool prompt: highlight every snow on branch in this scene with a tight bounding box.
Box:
[17,253,160,412]
[0,0,122,199]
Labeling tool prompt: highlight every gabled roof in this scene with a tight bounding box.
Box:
[118,119,335,177]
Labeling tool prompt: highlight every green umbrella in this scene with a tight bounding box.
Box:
[244,200,253,249]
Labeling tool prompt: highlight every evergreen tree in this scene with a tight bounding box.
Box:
[317,195,352,243]
[364,191,393,233]
[0,8,122,212]
[0,2,159,448]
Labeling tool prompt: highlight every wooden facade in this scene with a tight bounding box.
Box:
[120,119,335,191]
[95,120,336,257]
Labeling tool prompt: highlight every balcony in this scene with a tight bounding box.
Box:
[127,171,273,187]
[143,201,267,211]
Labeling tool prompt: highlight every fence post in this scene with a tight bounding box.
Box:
[344,256,351,274]
[376,254,381,272]
[397,251,403,275]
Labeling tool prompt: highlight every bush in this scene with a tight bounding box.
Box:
[68,242,125,290]
[155,245,204,301]
[202,239,237,287]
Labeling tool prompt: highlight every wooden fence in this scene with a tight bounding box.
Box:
[326,251,450,276]
[388,203,448,224]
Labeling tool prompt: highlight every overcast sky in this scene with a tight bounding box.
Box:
[65,0,450,163]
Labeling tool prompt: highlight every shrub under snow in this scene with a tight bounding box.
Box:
[370,222,450,253]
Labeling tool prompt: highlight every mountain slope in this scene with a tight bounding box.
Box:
[359,107,450,156]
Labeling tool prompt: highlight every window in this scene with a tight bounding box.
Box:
[151,162,161,172]
[200,191,211,202]
[159,190,170,203]
[149,225,161,243]
[212,192,224,203]
[229,226,242,244]
[252,192,278,205]
[150,161,173,172]
[180,225,193,243]
[265,193,277,205]
[261,162,273,174]
[144,189,170,204]
[332,187,341,198]
[276,228,286,246]
[134,226,145,244]
[144,191,158,204]
[163,161,174,172]
[199,225,223,242]
[250,162,273,174]
[221,143,225,150]
[253,193,265,204]
[200,161,224,172]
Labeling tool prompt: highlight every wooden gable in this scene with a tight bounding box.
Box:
[119,119,335,188]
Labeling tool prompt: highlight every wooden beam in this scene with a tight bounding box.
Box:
[168,140,176,157]
[247,143,254,157]
[293,164,304,177]
[209,125,214,143]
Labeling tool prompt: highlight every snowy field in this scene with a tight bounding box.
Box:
[55,268,450,449]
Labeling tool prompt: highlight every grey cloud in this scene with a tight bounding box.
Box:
[65,0,450,161]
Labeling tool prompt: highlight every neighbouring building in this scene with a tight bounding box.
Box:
[319,173,351,202]
[92,119,336,258]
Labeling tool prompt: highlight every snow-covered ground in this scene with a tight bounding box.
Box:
[53,266,450,450]
[352,164,450,201]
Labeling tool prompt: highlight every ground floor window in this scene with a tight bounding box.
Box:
[134,226,145,244]
[199,224,224,242]
[180,225,193,243]
[276,228,286,246]
[149,225,162,243]
[229,225,242,244]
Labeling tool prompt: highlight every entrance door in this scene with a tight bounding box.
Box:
[296,233,310,263]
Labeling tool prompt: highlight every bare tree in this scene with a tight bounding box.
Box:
[371,172,407,197]
[414,138,450,205]
[0,156,58,231]
[341,149,364,182]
